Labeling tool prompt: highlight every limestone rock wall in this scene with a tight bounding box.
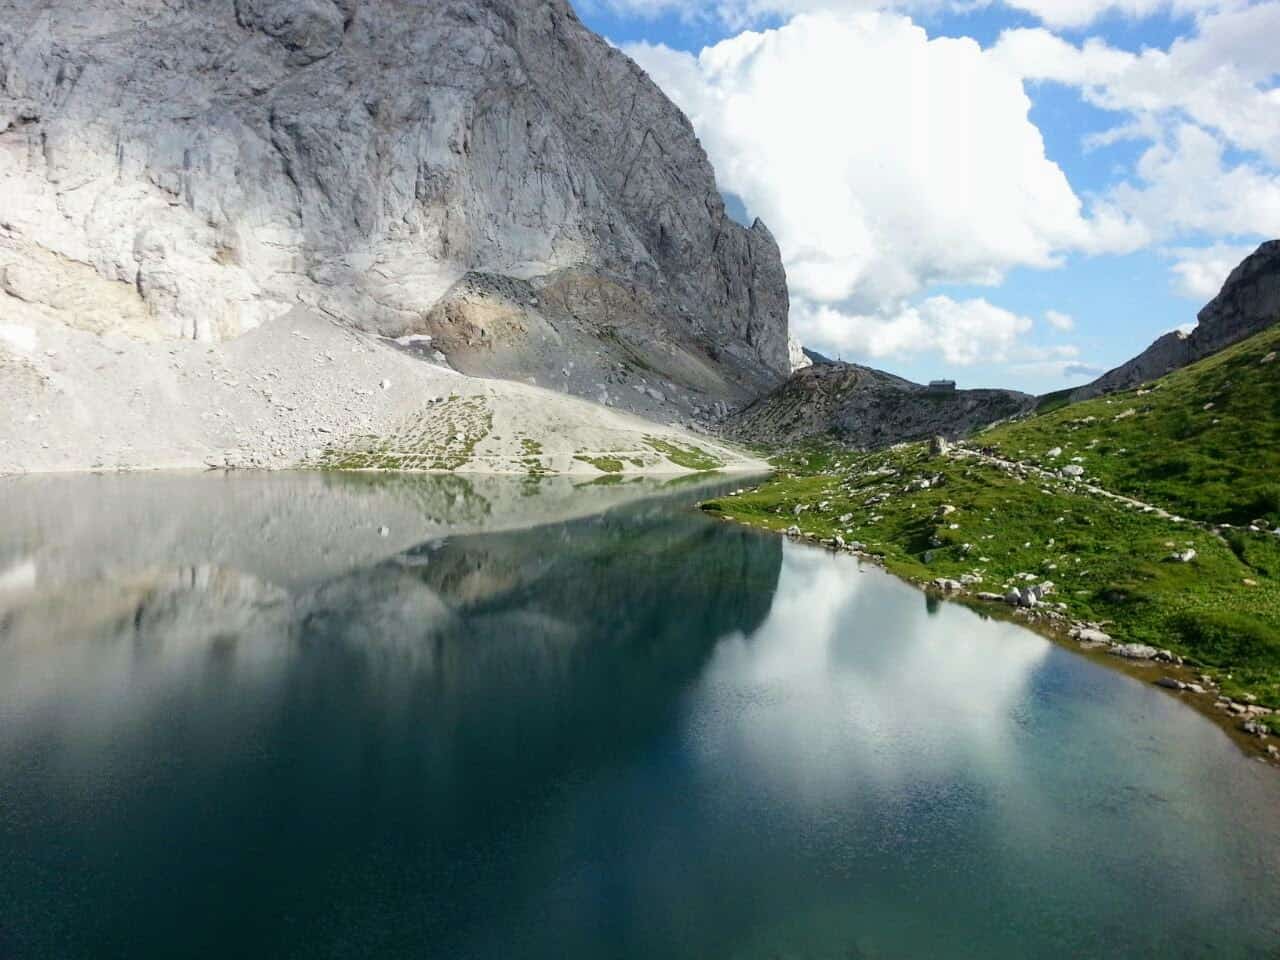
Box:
[0,0,789,398]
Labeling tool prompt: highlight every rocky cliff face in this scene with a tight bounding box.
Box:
[725,360,1036,449]
[1072,239,1280,401]
[0,0,789,413]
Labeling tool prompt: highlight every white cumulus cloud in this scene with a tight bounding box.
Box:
[993,7,1280,166]
[793,295,1035,366]
[1107,125,1280,239]
[627,12,1136,315]
[990,6,1280,304]
[1167,243,1257,300]
[1045,309,1076,331]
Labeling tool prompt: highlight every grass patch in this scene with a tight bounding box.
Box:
[1035,387,1075,415]
[644,437,724,472]
[575,455,626,473]
[520,437,548,477]
[317,396,493,472]
[975,324,1280,527]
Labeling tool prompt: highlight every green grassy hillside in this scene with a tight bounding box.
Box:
[980,324,1280,527]
[702,325,1280,720]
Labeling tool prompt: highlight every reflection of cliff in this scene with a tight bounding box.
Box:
[0,479,783,959]
[1,483,782,837]
[293,501,783,802]
[0,470,760,591]
[0,566,289,661]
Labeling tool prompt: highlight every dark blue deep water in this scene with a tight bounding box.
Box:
[1,473,1278,959]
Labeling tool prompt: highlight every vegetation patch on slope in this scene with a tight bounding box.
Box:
[574,455,626,473]
[319,396,493,472]
[977,325,1280,527]
[644,437,724,472]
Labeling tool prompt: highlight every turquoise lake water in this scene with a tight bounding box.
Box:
[1,473,1278,958]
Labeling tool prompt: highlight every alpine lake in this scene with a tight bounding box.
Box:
[1,472,1278,959]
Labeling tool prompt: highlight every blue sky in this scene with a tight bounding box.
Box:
[571,0,1280,393]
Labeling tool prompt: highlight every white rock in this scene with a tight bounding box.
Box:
[1071,627,1112,644]
[1110,643,1160,661]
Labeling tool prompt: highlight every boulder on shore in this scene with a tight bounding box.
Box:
[1110,643,1160,661]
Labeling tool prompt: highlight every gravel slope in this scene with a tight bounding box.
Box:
[0,307,767,476]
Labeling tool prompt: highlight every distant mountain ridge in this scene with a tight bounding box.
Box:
[1071,240,1280,402]
[746,239,1280,449]
[725,360,1035,448]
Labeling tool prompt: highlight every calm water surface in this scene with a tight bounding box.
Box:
[1,473,1278,959]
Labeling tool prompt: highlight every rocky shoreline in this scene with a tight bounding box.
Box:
[707,502,1280,769]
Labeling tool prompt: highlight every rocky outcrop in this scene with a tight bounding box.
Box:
[1072,240,1280,401]
[0,0,789,415]
[788,335,813,373]
[725,359,1035,448]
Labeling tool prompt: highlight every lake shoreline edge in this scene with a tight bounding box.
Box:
[703,507,1280,771]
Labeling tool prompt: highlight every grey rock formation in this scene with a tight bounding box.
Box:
[1072,239,1280,401]
[0,0,788,412]
[725,360,1035,449]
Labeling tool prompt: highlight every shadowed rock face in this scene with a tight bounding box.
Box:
[0,0,789,405]
[724,360,1035,448]
[1072,239,1280,401]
